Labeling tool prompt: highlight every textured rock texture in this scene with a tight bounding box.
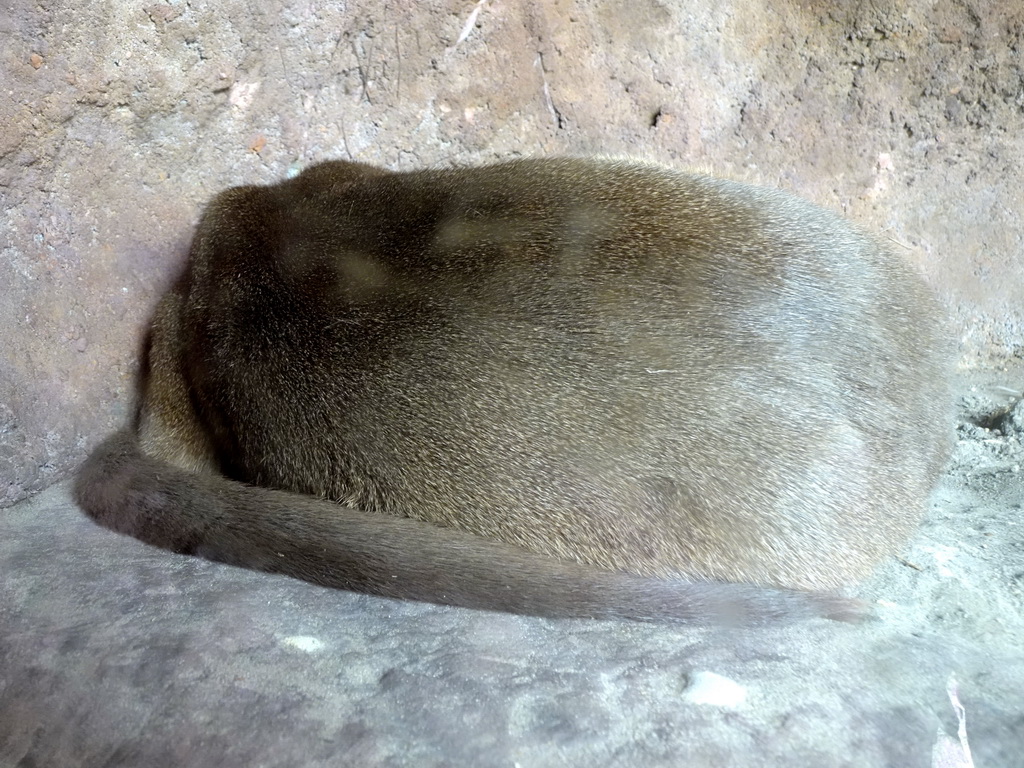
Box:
[2,3,1023,499]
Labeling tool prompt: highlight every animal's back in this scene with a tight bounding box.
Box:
[173,158,951,592]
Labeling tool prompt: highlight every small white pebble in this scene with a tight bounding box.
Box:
[922,545,958,578]
[282,635,324,652]
[682,671,747,708]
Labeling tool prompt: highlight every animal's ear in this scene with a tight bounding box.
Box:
[288,160,394,191]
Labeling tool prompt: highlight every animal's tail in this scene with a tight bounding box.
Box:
[74,429,865,626]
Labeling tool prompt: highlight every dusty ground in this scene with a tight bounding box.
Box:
[1,367,1022,767]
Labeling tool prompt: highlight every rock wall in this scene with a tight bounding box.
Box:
[3,0,1023,505]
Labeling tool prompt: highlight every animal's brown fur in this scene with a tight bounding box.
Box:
[74,158,953,624]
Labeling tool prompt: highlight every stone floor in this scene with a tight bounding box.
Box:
[2,368,1022,767]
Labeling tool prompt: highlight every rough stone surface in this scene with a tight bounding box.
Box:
[3,0,1024,505]
[2,368,1022,766]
